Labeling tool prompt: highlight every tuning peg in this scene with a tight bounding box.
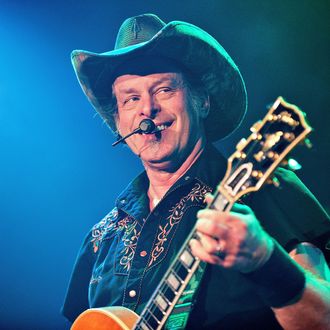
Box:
[287,158,302,171]
[254,151,265,162]
[303,138,313,149]
[266,151,279,160]
[283,132,295,142]
[266,177,280,188]
[280,158,302,171]
[236,138,247,151]
[251,132,263,141]
[278,112,299,127]
[250,121,262,133]
[267,114,278,122]
[235,151,247,159]
[252,170,263,178]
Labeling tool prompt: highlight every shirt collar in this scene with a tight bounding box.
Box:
[116,143,227,223]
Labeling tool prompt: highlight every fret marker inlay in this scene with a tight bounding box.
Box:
[155,294,168,312]
[180,250,194,268]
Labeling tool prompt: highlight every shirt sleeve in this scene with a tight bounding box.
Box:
[247,167,330,260]
[61,230,95,323]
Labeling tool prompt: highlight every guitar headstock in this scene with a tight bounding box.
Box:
[218,97,312,203]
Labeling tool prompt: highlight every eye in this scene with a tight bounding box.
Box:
[156,87,173,94]
[123,96,140,105]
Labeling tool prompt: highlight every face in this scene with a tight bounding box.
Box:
[113,72,207,170]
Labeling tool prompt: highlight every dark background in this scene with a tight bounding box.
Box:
[0,0,329,329]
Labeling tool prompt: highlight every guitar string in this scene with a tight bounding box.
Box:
[137,115,288,329]
[137,225,205,329]
[136,133,260,328]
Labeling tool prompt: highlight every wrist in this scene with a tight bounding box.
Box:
[243,239,306,308]
[241,233,275,274]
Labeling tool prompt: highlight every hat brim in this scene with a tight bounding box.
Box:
[71,21,247,141]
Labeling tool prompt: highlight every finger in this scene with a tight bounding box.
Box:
[198,208,248,224]
[197,208,229,221]
[231,202,253,215]
[189,238,223,265]
[196,217,229,239]
[204,193,214,204]
[196,231,223,255]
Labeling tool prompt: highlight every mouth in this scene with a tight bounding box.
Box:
[153,121,173,133]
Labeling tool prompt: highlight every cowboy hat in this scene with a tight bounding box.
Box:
[71,13,247,141]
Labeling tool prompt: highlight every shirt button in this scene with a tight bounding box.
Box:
[120,199,126,205]
[184,175,190,181]
[140,251,147,257]
[129,290,136,298]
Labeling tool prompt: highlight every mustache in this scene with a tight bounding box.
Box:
[112,119,163,147]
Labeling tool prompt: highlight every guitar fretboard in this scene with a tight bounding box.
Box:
[134,194,230,330]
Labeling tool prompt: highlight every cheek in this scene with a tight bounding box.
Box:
[116,112,133,134]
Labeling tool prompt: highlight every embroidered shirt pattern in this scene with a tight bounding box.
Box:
[90,207,141,272]
[91,207,119,253]
[148,182,211,266]
[119,218,140,271]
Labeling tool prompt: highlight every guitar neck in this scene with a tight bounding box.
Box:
[134,192,231,330]
[134,97,311,330]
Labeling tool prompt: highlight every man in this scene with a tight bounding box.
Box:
[62,14,330,329]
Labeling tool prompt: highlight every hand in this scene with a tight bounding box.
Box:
[190,195,274,273]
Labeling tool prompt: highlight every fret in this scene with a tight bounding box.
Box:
[174,262,189,282]
[149,304,166,319]
[137,318,153,330]
[171,268,184,283]
[180,260,195,273]
[154,292,170,312]
[162,284,176,302]
[210,192,228,211]
[166,271,181,292]
[179,248,195,269]
[146,307,161,325]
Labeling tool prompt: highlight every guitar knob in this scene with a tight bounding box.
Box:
[236,138,247,151]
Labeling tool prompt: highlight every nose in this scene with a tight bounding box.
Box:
[140,95,160,119]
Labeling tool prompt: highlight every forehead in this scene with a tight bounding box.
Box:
[113,72,185,93]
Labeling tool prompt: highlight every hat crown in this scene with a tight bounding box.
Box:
[115,14,166,50]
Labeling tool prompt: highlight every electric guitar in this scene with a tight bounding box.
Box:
[71,97,312,330]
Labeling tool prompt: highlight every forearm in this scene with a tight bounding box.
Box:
[272,244,330,330]
[242,240,330,329]
[273,272,330,330]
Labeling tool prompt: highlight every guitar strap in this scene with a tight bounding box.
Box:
[164,262,207,330]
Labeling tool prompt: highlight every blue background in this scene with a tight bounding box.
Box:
[0,1,329,329]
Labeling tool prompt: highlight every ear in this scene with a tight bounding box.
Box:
[200,95,210,119]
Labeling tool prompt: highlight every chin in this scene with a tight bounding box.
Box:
[142,147,184,169]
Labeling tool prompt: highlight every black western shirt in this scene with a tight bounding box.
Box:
[62,144,330,329]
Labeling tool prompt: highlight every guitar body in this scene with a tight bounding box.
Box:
[71,306,139,330]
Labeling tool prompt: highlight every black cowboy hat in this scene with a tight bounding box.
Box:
[71,13,247,141]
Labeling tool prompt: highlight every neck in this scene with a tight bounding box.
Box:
[146,138,205,210]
